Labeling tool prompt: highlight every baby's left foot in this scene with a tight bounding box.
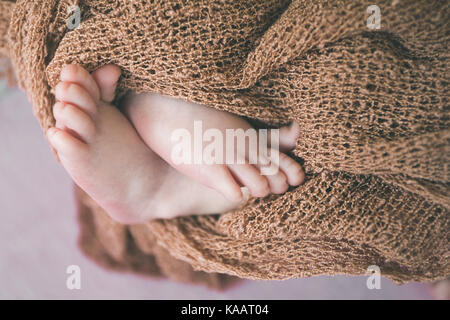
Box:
[48,65,245,223]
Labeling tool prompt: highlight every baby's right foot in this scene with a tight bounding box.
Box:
[124,93,305,203]
[48,65,245,223]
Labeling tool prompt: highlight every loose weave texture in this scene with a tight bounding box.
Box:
[1,0,449,285]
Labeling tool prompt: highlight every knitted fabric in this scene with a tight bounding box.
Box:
[1,0,448,286]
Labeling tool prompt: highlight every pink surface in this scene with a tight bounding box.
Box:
[0,83,433,299]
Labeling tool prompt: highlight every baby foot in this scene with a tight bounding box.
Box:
[48,65,244,224]
[123,93,305,202]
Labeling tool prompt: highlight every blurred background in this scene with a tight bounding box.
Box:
[0,80,434,299]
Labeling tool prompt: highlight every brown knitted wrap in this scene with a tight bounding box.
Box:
[1,0,449,285]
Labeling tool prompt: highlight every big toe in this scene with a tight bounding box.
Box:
[279,121,301,152]
[47,127,89,163]
[53,102,96,143]
[191,164,244,203]
[91,64,122,103]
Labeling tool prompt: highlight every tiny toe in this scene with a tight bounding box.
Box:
[55,82,97,116]
[91,64,121,103]
[47,127,88,160]
[278,152,305,186]
[53,102,96,143]
[260,163,289,194]
[60,64,101,103]
[229,163,270,198]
